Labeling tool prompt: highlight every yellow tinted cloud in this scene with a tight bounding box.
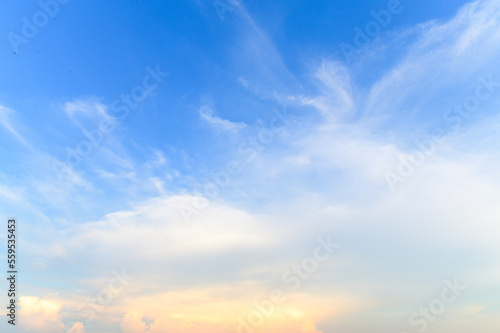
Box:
[18,296,85,333]
[114,286,365,333]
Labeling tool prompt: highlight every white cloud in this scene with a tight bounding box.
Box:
[120,312,149,333]
[64,98,111,123]
[5,1,500,332]
[18,296,86,333]
[199,106,246,133]
[302,61,354,119]
[365,0,500,123]
[0,104,33,149]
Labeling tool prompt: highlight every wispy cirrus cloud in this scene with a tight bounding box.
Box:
[199,105,246,133]
[2,1,500,332]
[0,104,33,149]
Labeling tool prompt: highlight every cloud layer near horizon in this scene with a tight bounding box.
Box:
[1,0,500,332]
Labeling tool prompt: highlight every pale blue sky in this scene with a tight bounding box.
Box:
[0,1,499,332]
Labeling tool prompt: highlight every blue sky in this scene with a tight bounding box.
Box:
[1,0,500,332]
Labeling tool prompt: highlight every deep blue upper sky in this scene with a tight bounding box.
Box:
[0,0,471,177]
[1,1,500,332]
[0,0,488,224]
